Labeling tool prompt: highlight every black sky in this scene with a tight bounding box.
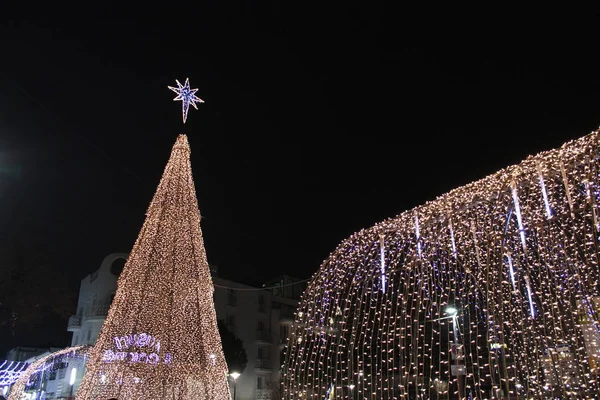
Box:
[1,6,600,351]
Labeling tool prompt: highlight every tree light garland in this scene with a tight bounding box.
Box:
[283,130,600,399]
[76,135,230,399]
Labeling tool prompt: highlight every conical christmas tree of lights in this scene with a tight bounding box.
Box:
[76,134,231,399]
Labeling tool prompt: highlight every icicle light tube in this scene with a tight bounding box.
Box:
[283,131,600,399]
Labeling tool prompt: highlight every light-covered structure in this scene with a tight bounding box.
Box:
[76,135,230,399]
[7,346,91,400]
[284,131,600,399]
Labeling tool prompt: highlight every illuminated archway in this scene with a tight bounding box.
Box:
[283,131,600,399]
[8,346,91,400]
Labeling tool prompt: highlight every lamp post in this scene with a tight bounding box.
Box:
[230,371,240,400]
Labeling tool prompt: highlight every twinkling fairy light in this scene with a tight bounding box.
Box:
[168,78,204,124]
[76,135,230,400]
[283,130,600,399]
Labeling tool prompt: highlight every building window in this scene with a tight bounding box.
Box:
[257,347,269,360]
[258,294,265,313]
[257,376,264,390]
[73,334,78,345]
[227,289,237,306]
[87,329,92,342]
[257,320,265,332]
[226,315,236,332]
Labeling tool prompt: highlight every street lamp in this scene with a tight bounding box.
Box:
[445,306,458,316]
[230,371,241,400]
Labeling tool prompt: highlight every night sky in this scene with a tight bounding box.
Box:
[1,8,600,352]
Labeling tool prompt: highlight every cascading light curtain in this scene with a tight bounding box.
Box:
[76,135,230,400]
[283,131,600,399]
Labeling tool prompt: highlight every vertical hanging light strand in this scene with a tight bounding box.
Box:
[537,163,553,219]
[524,275,535,319]
[470,220,482,270]
[379,234,386,293]
[584,180,600,232]
[560,159,575,219]
[505,253,517,292]
[511,180,527,252]
[415,214,422,258]
[449,217,457,259]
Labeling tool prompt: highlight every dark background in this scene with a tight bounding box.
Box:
[1,6,600,353]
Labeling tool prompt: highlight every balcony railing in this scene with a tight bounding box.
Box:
[256,331,272,342]
[85,304,110,320]
[67,315,81,331]
[255,358,271,370]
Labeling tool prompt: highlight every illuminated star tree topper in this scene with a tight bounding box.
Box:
[168,78,204,124]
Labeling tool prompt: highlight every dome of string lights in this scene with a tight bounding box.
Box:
[283,130,600,399]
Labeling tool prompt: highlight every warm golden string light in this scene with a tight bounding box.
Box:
[283,130,600,399]
[76,135,231,400]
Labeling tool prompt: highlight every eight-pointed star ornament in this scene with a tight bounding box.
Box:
[168,78,204,123]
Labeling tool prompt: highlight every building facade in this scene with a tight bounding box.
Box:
[67,253,127,348]
[212,274,302,400]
